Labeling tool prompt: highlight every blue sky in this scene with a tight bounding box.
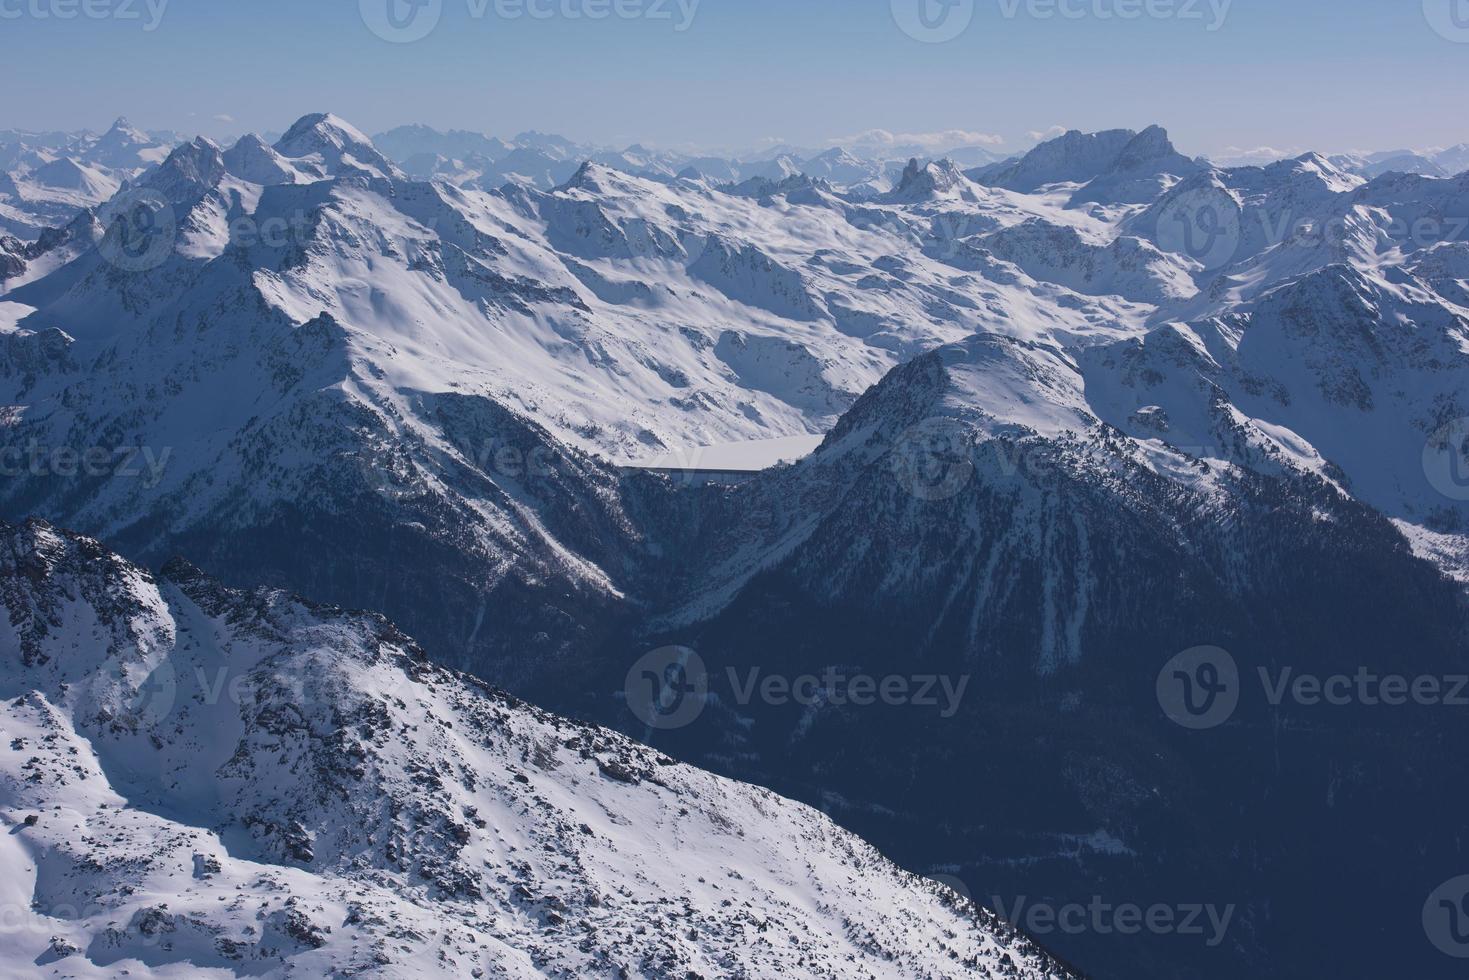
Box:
[1,0,1466,157]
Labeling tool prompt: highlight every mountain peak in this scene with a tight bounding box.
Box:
[102,116,151,141]
[144,136,227,201]
[1264,151,1363,192]
[1119,124,1176,159]
[887,156,974,201]
[978,127,1142,192]
[230,131,270,150]
[275,112,402,179]
[223,132,301,184]
[556,159,625,193]
[278,112,373,149]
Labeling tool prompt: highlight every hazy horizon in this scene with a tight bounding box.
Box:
[5,111,1466,169]
[2,0,1468,160]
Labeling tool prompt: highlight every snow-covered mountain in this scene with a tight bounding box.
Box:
[4,111,1467,678]
[1327,145,1469,179]
[368,124,947,196]
[0,119,174,240]
[0,518,1076,978]
[373,124,517,167]
[971,126,1203,208]
[610,332,1469,980]
[4,111,1469,978]
[1216,144,1469,178]
[0,115,1199,679]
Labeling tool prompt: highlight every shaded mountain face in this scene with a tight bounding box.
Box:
[976,128,1142,192]
[0,117,1174,682]
[0,518,1079,978]
[595,340,1469,980]
[972,126,1202,206]
[4,113,1469,979]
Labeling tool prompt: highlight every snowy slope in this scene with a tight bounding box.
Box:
[604,334,1469,980]
[1,115,1155,465]
[0,518,1075,979]
[5,113,1469,980]
[0,112,1466,672]
[370,125,930,195]
[0,119,173,240]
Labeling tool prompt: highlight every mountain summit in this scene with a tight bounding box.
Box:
[274,112,403,180]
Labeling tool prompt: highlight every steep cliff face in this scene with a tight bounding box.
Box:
[602,337,1469,980]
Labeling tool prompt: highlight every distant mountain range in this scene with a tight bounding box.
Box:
[5,117,1466,246]
[2,113,1468,978]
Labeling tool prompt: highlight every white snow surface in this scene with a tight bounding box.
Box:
[0,519,1074,979]
[627,434,825,472]
[3,114,1468,580]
